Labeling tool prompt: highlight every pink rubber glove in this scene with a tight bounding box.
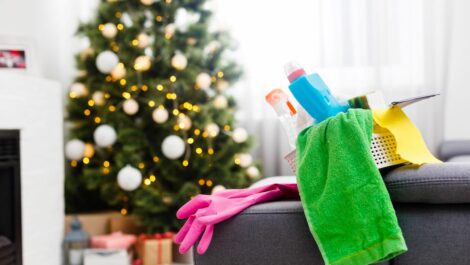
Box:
[174,183,299,254]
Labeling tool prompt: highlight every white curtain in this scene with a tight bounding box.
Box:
[216,0,452,176]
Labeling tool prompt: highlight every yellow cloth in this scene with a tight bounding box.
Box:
[372,107,441,165]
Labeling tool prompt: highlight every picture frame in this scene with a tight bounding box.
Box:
[0,35,36,74]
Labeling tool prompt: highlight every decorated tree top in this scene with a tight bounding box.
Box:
[65,0,261,232]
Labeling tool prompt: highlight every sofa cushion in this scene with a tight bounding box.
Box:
[393,203,470,265]
[194,200,390,265]
[194,200,325,265]
[196,200,470,265]
[384,162,470,203]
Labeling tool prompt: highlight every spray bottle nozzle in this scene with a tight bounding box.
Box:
[265,89,297,116]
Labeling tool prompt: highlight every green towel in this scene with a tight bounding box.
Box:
[296,109,407,265]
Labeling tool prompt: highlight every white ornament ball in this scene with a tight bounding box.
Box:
[96,50,119,74]
[70,83,88,97]
[134,55,152,72]
[92,91,106,106]
[117,165,142,191]
[235,153,253,168]
[171,53,188,71]
[144,18,153,29]
[144,47,153,57]
[111,63,127,79]
[161,135,185,159]
[175,8,190,31]
[152,107,169,124]
[101,23,118,39]
[204,40,221,55]
[196,73,212,89]
[211,185,226,195]
[246,166,260,179]
[232,128,248,143]
[164,24,176,38]
[137,33,151,48]
[120,12,133,27]
[175,8,200,32]
[205,123,220,138]
[94,124,117,147]
[202,0,217,11]
[216,80,229,92]
[213,95,228,109]
[177,115,192,131]
[140,0,154,5]
[123,99,139,115]
[65,139,86,160]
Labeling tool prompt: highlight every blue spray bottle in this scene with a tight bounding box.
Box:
[284,61,349,123]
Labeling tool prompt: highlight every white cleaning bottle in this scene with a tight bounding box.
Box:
[265,88,299,150]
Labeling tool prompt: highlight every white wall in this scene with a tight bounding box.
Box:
[0,0,61,80]
[444,0,470,140]
[0,0,97,85]
[0,1,72,264]
[0,73,64,265]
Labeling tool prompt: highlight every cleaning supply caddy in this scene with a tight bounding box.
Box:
[268,64,441,173]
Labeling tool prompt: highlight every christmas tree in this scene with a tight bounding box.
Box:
[65,0,261,232]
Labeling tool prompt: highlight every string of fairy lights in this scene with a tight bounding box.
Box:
[65,0,260,215]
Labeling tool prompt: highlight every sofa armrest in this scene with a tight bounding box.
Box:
[384,163,470,204]
[439,140,470,161]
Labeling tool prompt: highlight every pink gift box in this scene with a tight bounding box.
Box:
[91,231,137,249]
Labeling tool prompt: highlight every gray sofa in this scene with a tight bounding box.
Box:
[194,142,470,265]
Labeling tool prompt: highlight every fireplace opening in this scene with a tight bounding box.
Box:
[0,130,22,265]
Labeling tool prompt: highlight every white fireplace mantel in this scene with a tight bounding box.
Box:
[0,72,64,265]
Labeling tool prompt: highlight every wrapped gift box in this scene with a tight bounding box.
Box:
[65,212,143,236]
[65,212,121,236]
[110,215,144,234]
[136,233,173,265]
[91,232,137,249]
[84,249,130,265]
